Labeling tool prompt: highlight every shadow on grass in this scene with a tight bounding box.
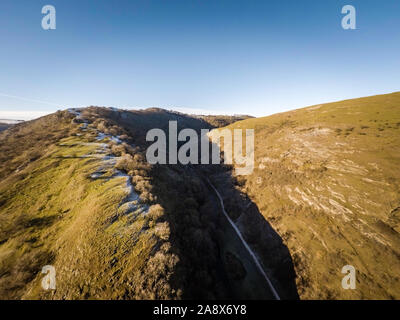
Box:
[148,162,299,299]
[201,166,299,300]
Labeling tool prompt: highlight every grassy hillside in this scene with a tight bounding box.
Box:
[2,94,398,300]
[212,92,400,299]
[0,108,256,299]
[0,112,175,299]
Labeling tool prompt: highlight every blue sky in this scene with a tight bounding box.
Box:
[0,0,399,119]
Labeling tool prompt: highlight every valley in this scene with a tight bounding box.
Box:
[0,92,399,299]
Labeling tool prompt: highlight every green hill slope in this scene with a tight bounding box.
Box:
[0,112,172,299]
[0,108,260,299]
[212,92,400,299]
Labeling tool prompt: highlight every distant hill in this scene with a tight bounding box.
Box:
[0,119,24,132]
[0,123,9,132]
[211,92,400,299]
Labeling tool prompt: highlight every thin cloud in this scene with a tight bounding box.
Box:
[0,92,62,107]
[0,110,51,121]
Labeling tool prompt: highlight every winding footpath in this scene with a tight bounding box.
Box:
[207,179,281,300]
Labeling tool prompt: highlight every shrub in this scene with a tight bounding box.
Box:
[135,180,151,194]
[96,121,106,132]
[154,222,170,241]
[115,154,135,171]
[147,204,165,222]
[139,190,155,203]
[111,144,126,157]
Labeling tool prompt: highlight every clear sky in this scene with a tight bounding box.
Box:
[0,0,399,119]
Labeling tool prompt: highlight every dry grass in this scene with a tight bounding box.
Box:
[212,92,400,299]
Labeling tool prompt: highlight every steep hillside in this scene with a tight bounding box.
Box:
[211,92,400,299]
[0,108,284,299]
[0,109,207,299]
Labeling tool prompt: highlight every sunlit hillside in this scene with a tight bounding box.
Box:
[1,93,399,300]
[212,92,400,299]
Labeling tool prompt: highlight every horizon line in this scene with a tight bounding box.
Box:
[1,90,399,121]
